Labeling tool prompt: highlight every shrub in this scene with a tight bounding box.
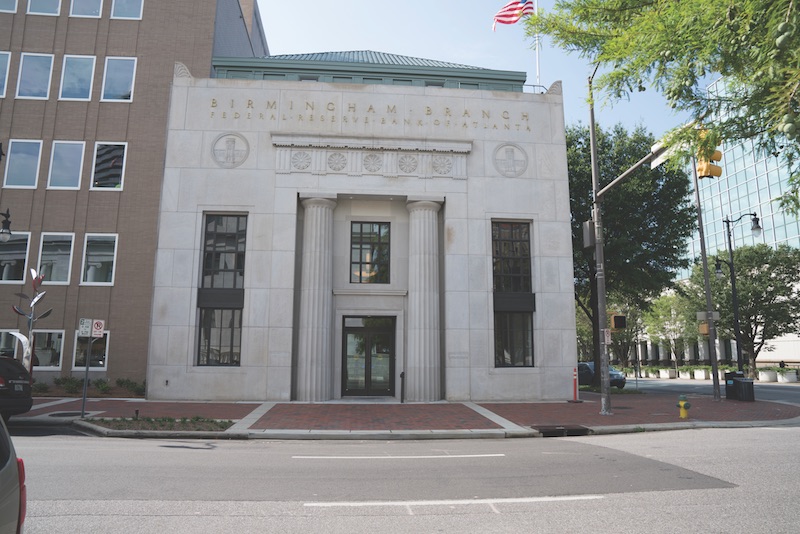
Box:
[93,378,111,394]
[32,382,50,394]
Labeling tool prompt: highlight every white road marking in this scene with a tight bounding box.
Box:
[292,453,505,460]
[305,495,604,508]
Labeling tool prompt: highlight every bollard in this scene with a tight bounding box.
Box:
[677,394,691,419]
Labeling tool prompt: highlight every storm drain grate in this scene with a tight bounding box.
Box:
[534,425,590,437]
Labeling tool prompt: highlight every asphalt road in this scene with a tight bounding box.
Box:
[10,425,800,533]
[627,376,800,403]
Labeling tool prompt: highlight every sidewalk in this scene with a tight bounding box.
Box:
[15,386,800,440]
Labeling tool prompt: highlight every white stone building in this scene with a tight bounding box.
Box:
[147,53,576,402]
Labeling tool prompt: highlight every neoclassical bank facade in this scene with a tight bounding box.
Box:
[147,55,576,402]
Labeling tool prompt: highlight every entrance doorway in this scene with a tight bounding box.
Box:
[342,316,395,396]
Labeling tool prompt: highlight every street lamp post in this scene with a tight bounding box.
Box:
[716,213,762,372]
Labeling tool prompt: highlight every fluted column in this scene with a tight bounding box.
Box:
[296,197,337,401]
[406,200,442,401]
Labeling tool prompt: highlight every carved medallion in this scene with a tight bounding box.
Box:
[363,153,383,172]
[398,154,418,173]
[493,143,528,178]
[327,152,347,171]
[291,151,312,170]
[432,155,453,175]
[211,133,249,169]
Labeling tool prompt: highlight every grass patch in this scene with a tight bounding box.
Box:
[89,416,233,432]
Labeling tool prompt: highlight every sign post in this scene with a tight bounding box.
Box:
[80,318,104,418]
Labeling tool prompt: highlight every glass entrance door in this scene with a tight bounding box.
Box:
[343,316,395,396]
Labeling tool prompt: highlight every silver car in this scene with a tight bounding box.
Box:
[0,417,26,534]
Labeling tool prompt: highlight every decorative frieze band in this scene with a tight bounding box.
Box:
[273,134,471,180]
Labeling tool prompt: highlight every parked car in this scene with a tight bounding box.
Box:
[0,357,33,422]
[577,361,626,389]
[0,417,26,534]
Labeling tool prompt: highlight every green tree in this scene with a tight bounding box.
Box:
[608,299,645,370]
[568,124,696,382]
[683,244,800,376]
[643,292,696,366]
[527,1,800,212]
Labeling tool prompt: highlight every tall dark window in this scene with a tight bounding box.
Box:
[350,222,390,284]
[197,215,246,366]
[492,222,534,367]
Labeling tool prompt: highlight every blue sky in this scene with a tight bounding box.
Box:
[260,0,688,139]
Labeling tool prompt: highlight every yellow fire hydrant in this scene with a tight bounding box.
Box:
[677,395,691,419]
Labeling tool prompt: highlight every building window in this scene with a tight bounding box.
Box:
[198,309,242,366]
[0,232,30,283]
[110,0,141,19]
[197,215,246,366]
[16,53,53,99]
[3,140,42,188]
[73,331,108,370]
[38,233,74,283]
[0,1,17,13]
[492,221,534,367]
[27,0,59,15]
[0,330,19,358]
[81,233,117,285]
[48,141,84,189]
[100,57,136,101]
[0,52,9,98]
[32,330,64,368]
[494,312,533,367]
[201,215,246,289]
[59,55,94,100]
[70,0,100,17]
[91,142,126,189]
[350,222,390,284]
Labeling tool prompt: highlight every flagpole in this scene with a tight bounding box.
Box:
[535,0,540,87]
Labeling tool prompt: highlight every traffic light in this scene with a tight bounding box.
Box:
[610,314,627,330]
[697,133,723,178]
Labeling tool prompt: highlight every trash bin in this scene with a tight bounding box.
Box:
[725,371,744,400]
[735,378,755,401]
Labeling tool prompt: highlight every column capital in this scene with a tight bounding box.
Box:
[406,199,442,213]
[301,196,337,210]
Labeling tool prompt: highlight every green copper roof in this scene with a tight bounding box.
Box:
[268,50,487,71]
[213,50,527,92]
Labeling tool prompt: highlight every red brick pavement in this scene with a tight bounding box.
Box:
[482,392,800,428]
[249,403,503,431]
[28,398,260,420]
[26,392,800,432]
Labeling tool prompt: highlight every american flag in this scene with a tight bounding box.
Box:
[493,0,535,31]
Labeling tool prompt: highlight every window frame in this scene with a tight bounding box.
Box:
[196,214,247,367]
[16,52,54,100]
[72,330,109,370]
[0,1,17,13]
[26,0,60,15]
[80,233,118,285]
[491,220,535,369]
[100,56,136,102]
[69,0,101,17]
[0,231,31,284]
[59,54,95,101]
[31,329,65,370]
[0,51,10,98]
[3,139,43,189]
[349,221,391,284]
[38,232,75,284]
[197,308,242,367]
[47,140,85,189]
[110,0,141,19]
[90,141,127,190]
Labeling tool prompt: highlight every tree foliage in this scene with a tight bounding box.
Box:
[568,124,696,379]
[527,0,800,212]
[643,292,696,363]
[682,244,800,374]
[569,123,696,313]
